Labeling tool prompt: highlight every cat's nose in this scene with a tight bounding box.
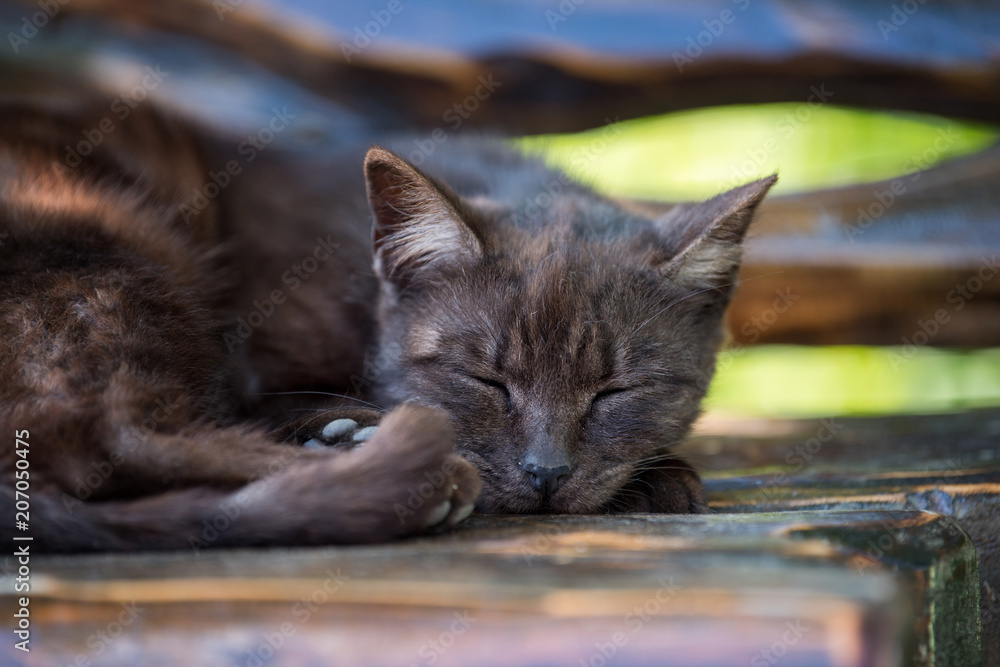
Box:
[520,460,574,497]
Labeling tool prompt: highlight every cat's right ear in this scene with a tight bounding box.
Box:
[364,147,484,286]
[656,175,777,291]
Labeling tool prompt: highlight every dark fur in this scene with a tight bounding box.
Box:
[0,100,774,551]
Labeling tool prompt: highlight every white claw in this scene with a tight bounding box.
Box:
[449,503,474,526]
[425,500,452,527]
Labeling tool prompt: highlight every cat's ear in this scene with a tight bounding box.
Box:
[364,147,483,285]
[657,175,777,290]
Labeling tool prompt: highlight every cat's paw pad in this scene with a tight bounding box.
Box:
[303,418,379,450]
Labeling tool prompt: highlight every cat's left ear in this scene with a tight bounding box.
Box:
[364,147,484,286]
[656,175,777,290]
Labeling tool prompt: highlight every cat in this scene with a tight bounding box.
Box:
[0,97,775,552]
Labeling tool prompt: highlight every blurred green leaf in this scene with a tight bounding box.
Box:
[516,104,998,200]
[706,346,1000,418]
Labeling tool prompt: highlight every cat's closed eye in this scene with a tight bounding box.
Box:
[589,386,635,411]
[468,375,513,410]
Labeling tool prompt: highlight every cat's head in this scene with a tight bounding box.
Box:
[364,145,775,513]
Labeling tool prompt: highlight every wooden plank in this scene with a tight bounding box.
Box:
[685,408,1000,664]
[0,511,980,666]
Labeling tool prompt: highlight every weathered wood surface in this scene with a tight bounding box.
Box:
[0,512,980,666]
[685,408,1000,664]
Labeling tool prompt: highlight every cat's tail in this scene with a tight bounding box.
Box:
[2,405,481,552]
[1,482,248,552]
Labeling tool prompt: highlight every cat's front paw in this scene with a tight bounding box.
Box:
[337,404,482,536]
[606,455,707,514]
[244,404,481,544]
[303,415,380,450]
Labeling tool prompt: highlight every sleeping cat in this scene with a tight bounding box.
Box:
[0,100,775,551]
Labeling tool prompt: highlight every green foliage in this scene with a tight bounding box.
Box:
[516,104,997,200]
[706,346,1000,417]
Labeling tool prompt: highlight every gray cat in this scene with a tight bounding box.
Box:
[0,103,774,551]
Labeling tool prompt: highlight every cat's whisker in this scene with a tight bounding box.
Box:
[608,488,654,512]
[626,477,656,493]
[619,447,689,466]
[632,449,685,462]
[259,391,383,410]
[628,457,693,468]
[617,487,653,502]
